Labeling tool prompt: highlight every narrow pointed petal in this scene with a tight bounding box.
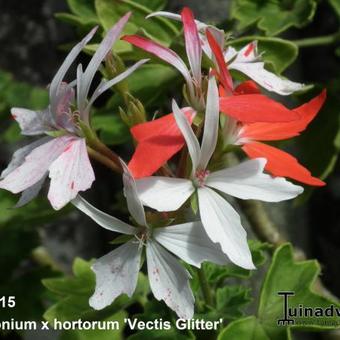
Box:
[147,240,194,319]
[206,29,233,93]
[1,137,51,179]
[129,109,196,178]
[72,195,137,234]
[49,27,97,112]
[0,136,72,194]
[207,158,304,200]
[90,240,141,310]
[181,7,202,85]
[15,175,47,208]
[122,35,193,92]
[199,76,219,169]
[48,138,95,210]
[120,160,147,227]
[238,90,326,142]
[242,143,325,187]
[219,94,300,123]
[172,99,201,173]
[135,177,194,212]
[198,187,254,269]
[11,108,53,135]
[230,61,303,96]
[153,221,230,267]
[87,59,149,110]
[80,13,131,112]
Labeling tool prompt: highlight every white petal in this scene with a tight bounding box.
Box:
[49,27,97,112]
[135,176,194,212]
[172,99,200,174]
[48,138,95,210]
[120,160,147,227]
[11,108,53,136]
[198,187,255,269]
[1,137,51,179]
[199,76,219,170]
[0,136,72,194]
[72,195,137,234]
[230,62,303,96]
[90,240,141,310]
[206,158,303,202]
[87,59,149,111]
[15,174,47,208]
[153,221,230,267]
[147,240,194,319]
[80,13,130,113]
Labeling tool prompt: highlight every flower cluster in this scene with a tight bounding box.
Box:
[0,8,326,318]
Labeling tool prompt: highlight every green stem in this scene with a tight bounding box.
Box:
[293,32,340,48]
[87,146,121,173]
[196,267,213,306]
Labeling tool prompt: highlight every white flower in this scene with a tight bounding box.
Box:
[0,13,148,210]
[134,76,304,269]
[72,161,229,319]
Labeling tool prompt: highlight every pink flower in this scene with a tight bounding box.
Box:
[0,13,147,210]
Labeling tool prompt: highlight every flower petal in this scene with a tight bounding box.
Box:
[48,138,95,210]
[0,136,72,194]
[242,143,325,187]
[11,108,53,135]
[233,80,261,95]
[206,29,233,93]
[219,94,299,123]
[79,13,131,114]
[238,90,326,142]
[49,27,97,113]
[153,221,230,267]
[206,158,304,200]
[128,108,196,178]
[199,76,219,170]
[72,195,137,234]
[87,59,149,110]
[172,99,201,173]
[135,177,194,212]
[90,240,141,310]
[120,160,147,227]
[15,175,47,208]
[122,35,193,93]
[198,187,254,269]
[181,7,202,85]
[147,239,194,319]
[1,137,51,179]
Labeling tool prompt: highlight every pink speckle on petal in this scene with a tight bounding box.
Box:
[70,181,75,190]
[244,43,254,57]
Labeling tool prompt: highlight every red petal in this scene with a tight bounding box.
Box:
[240,90,326,141]
[129,109,195,178]
[242,142,325,186]
[219,94,300,123]
[206,29,233,94]
[234,81,261,95]
[181,7,202,83]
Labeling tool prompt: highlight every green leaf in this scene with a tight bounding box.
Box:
[43,258,150,322]
[136,0,166,11]
[231,0,317,36]
[95,0,179,45]
[67,0,97,21]
[218,316,270,340]
[230,37,298,74]
[60,311,127,340]
[91,113,130,145]
[128,329,194,340]
[215,286,252,320]
[329,0,340,17]
[219,244,340,340]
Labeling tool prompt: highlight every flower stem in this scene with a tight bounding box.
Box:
[293,31,340,48]
[87,146,121,173]
[196,267,213,306]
